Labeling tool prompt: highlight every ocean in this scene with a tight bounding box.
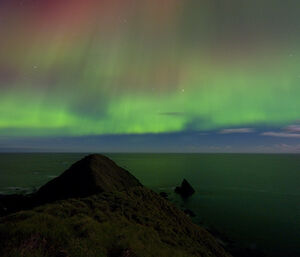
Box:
[0,153,299,257]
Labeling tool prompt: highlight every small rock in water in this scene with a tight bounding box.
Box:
[184,208,196,217]
[175,179,195,197]
[159,192,168,199]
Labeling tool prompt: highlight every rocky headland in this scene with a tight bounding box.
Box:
[0,154,232,257]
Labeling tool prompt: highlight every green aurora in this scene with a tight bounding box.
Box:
[1,0,300,137]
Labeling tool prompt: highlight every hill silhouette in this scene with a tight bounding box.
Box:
[34,154,142,204]
[0,154,231,257]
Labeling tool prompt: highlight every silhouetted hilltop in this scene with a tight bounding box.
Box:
[0,154,142,215]
[35,154,142,204]
[0,154,232,257]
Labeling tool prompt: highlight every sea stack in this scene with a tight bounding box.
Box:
[175,179,195,197]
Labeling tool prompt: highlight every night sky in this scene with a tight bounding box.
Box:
[1,0,300,152]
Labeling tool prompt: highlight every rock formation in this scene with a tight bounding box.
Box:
[175,178,195,197]
[159,191,168,199]
[184,208,196,217]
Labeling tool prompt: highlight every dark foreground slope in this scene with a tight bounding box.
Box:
[0,154,231,257]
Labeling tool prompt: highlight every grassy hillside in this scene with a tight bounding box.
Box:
[0,155,231,257]
[0,187,232,257]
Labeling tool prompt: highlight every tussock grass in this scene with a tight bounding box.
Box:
[0,187,231,257]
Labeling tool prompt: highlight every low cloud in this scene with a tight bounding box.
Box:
[261,132,300,138]
[285,125,300,132]
[255,144,300,153]
[261,124,300,138]
[219,128,255,134]
[275,144,300,152]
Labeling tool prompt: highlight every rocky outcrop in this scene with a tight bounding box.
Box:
[184,208,196,217]
[0,193,31,216]
[175,179,195,197]
[159,191,168,199]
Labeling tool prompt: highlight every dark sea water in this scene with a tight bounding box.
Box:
[0,153,299,257]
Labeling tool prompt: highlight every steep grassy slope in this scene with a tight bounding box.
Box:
[0,155,232,257]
